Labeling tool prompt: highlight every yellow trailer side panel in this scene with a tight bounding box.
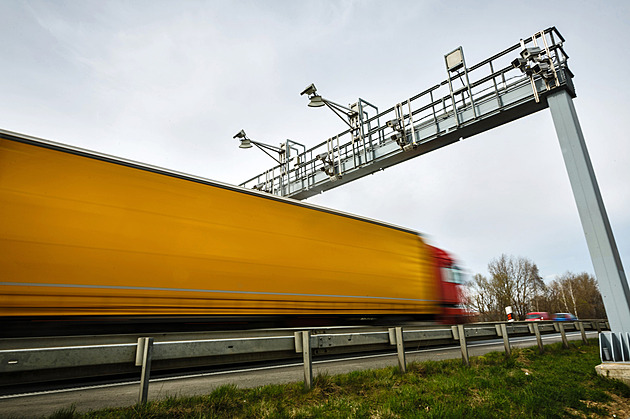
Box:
[0,138,439,316]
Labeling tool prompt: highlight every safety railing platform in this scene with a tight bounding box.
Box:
[240,27,572,200]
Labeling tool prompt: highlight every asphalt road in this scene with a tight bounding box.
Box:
[0,331,597,418]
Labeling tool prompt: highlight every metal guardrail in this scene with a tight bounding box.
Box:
[0,320,608,402]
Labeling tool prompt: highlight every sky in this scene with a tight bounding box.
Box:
[0,0,628,282]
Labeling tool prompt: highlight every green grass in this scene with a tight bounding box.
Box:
[52,339,630,418]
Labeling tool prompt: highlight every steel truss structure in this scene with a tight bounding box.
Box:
[238,27,630,363]
[240,27,571,200]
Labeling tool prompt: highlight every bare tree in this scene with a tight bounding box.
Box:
[487,254,541,320]
[548,272,606,319]
[529,264,546,312]
[467,258,607,322]
[466,273,497,321]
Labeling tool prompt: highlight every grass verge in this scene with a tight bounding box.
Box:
[50,339,629,418]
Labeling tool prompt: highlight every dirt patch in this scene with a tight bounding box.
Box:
[565,392,630,418]
[602,392,630,418]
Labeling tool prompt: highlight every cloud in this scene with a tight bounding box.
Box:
[0,1,627,284]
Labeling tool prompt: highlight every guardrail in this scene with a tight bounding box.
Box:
[0,320,608,402]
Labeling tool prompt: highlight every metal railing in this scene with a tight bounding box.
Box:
[240,27,572,200]
[0,319,607,402]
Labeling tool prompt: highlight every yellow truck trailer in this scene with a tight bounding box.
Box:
[0,129,444,333]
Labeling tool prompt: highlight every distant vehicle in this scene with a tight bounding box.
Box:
[525,312,551,321]
[552,313,578,321]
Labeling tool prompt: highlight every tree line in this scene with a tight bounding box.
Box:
[466,254,607,322]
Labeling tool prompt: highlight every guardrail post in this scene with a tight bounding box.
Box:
[135,337,154,404]
[557,322,569,348]
[295,331,313,390]
[577,321,588,344]
[453,324,469,366]
[388,327,407,373]
[529,322,544,354]
[595,321,602,334]
[499,323,511,356]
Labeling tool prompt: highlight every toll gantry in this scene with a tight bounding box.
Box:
[236,26,630,364]
[238,27,572,200]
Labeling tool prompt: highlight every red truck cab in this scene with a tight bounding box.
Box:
[429,246,470,324]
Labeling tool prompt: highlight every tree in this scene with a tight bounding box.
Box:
[466,273,497,321]
[467,254,544,321]
[487,254,543,320]
[547,272,606,319]
[467,256,607,322]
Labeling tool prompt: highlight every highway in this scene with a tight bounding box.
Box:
[0,330,597,418]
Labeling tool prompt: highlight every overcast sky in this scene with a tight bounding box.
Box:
[1,1,628,282]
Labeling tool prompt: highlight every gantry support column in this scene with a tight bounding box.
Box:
[547,89,630,336]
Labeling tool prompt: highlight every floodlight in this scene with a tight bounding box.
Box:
[301,84,375,130]
[308,95,325,107]
[231,131,292,164]
[238,138,252,149]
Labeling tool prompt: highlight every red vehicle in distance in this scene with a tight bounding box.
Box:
[526,312,551,321]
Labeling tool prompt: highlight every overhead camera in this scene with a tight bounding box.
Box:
[520,46,543,60]
[511,57,528,70]
[317,152,333,166]
[532,61,554,79]
[532,61,550,74]
[300,83,317,96]
[387,119,401,130]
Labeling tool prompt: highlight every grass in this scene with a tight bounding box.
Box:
[50,339,629,418]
